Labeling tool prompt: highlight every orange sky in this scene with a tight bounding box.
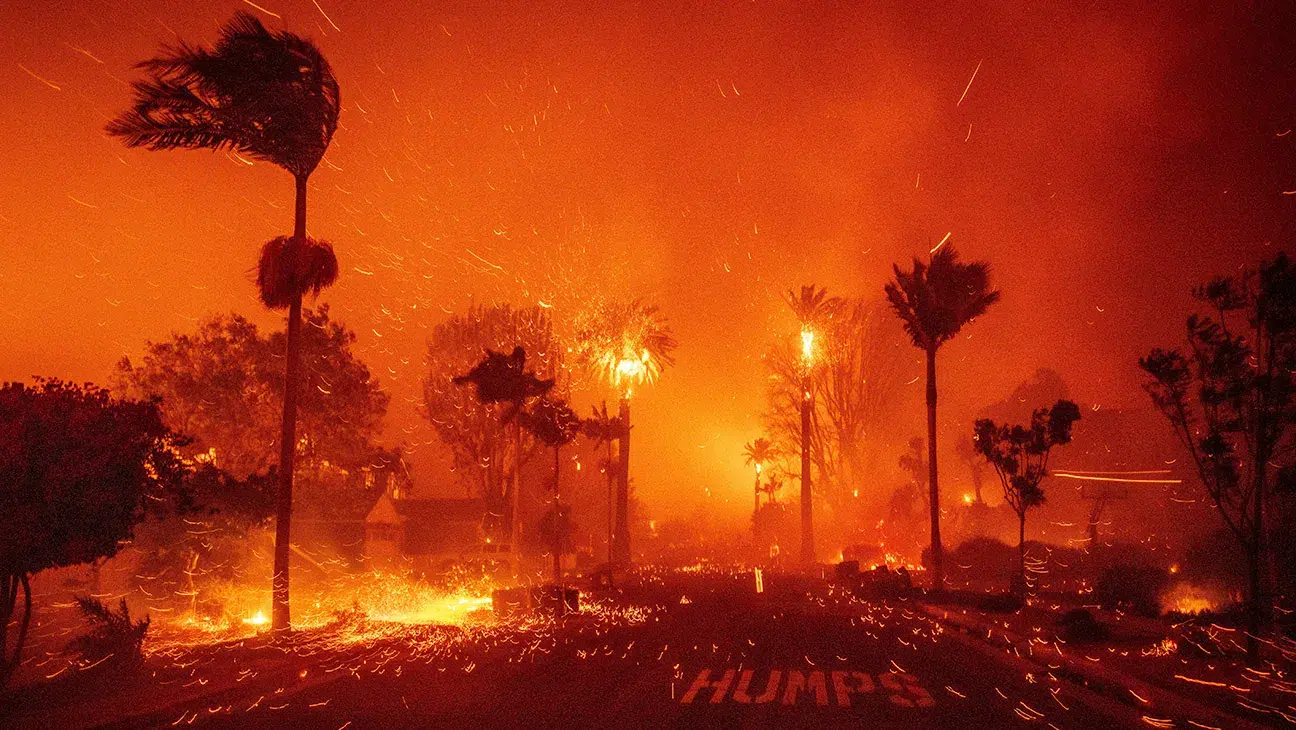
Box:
[1,0,1293,521]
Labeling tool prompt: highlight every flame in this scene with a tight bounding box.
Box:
[241,610,269,626]
[1160,582,1221,615]
[962,493,974,505]
[595,344,654,396]
[800,327,815,363]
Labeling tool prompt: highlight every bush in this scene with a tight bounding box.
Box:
[928,537,1016,584]
[1095,565,1169,617]
[1057,608,1107,642]
[975,592,1024,613]
[68,596,149,670]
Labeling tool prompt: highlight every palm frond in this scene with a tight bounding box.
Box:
[107,11,340,178]
[885,244,998,351]
[256,235,339,309]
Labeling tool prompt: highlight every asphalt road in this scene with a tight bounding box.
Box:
[105,569,1136,729]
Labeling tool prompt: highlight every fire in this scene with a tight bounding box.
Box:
[241,610,269,627]
[962,493,974,505]
[800,327,815,363]
[1160,582,1221,615]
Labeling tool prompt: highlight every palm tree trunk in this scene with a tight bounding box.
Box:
[606,441,613,565]
[926,347,943,592]
[800,373,814,566]
[272,175,309,633]
[606,439,615,587]
[512,419,522,577]
[553,445,562,591]
[613,397,631,566]
[754,474,761,517]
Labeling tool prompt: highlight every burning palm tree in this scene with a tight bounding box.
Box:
[107,12,340,632]
[885,244,999,591]
[784,285,842,566]
[575,299,677,566]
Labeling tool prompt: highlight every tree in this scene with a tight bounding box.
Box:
[784,285,843,565]
[1140,253,1296,662]
[583,402,626,570]
[742,437,777,516]
[763,299,911,528]
[113,307,391,516]
[574,299,677,566]
[454,346,555,574]
[131,464,276,619]
[760,473,786,506]
[424,306,561,537]
[973,400,1081,595]
[885,244,1000,591]
[898,436,928,509]
[108,12,342,633]
[0,379,187,686]
[521,396,583,590]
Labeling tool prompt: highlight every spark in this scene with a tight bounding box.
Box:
[241,0,282,19]
[310,0,342,31]
[17,63,61,90]
[956,58,983,106]
[1052,473,1181,484]
[930,231,952,254]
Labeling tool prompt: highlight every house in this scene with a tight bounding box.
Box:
[364,492,486,568]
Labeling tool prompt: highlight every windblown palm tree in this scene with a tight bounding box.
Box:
[455,347,555,575]
[742,437,777,515]
[107,12,341,632]
[575,300,677,566]
[885,244,999,591]
[784,285,842,566]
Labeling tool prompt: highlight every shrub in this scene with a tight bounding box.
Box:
[1057,608,1107,642]
[975,592,1024,613]
[68,596,149,670]
[1095,565,1169,617]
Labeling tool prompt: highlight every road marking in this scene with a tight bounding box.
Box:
[680,668,935,707]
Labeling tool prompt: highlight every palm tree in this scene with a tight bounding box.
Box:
[742,437,777,516]
[575,300,677,567]
[885,244,999,591]
[784,285,842,566]
[583,403,626,571]
[107,12,340,633]
[454,347,555,575]
[521,396,582,596]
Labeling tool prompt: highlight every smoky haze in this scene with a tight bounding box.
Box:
[1,0,1293,524]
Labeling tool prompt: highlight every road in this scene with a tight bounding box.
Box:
[89,567,1140,729]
